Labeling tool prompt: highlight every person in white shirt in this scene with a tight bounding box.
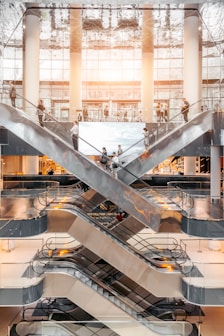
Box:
[143,127,150,149]
[70,120,79,150]
[111,151,119,178]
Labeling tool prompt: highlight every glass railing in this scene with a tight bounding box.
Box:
[166,187,223,220]
[0,94,216,189]
[0,190,48,219]
[33,258,194,336]
[167,181,210,190]
[117,97,215,165]
[181,257,224,305]
[43,186,191,274]
[40,236,81,258]
[3,180,59,189]
[149,183,224,221]
[0,260,43,288]
[7,92,223,123]
[1,95,215,180]
[9,318,194,336]
[180,237,224,254]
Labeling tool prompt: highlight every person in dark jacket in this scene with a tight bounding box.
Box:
[36,99,45,127]
[181,98,190,122]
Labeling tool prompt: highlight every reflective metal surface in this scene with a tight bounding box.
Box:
[43,269,193,336]
[54,207,182,297]
[118,110,213,184]
[0,103,161,229]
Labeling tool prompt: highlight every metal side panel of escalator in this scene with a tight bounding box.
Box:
[118,111,213,185]
[48,208,182,298]
[43,271,193,336]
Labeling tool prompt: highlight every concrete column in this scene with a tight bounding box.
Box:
[70,8,82,121]
[183,6,200,113]
[198,6,203,108]
[22,156,39,174]
[184,156,196,175]
[141,7,154,122]
[2,157,22,174]
[183,6,200,175]
[210,146,221,200]
[1,144,15,251]
[1,240,15,252]
[23,8,41,116]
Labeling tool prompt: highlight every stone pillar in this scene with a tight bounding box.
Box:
[1,240,15,252]
[70,8,82,121]
[183,5,200,113]
[23,7,41,116]
[183,6,200,174]
[22,156,39,174]
[184,156,196,175]
[198,6,203,108]
[141,7,154,122]
[210,146,221,201]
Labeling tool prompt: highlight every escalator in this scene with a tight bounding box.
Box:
[118,110,213,184]
[46,193,223,307]
[0,103,161,230]
[47,205,186,298]
[0,104,213,231]
[0,188,222,308]
[12,259,194,336]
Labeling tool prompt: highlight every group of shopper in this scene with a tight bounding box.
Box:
[7,81,189,156]
[8,82,189,125]
[69,121,123,179]
[99,145,123,178]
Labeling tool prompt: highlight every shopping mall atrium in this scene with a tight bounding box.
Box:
[0,1,224,335]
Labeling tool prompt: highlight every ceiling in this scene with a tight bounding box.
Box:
[0,2,224,56]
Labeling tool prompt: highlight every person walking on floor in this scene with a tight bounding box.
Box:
[36,99,45,127]
[70,120,79,150]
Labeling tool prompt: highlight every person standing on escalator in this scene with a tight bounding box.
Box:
[9,81,16,107]
[70,120,79,150]
[143,127,150,149]
[111,151,119,179]
[181,98,190,122]
[99,147,110,171]
[36,99,45,127]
